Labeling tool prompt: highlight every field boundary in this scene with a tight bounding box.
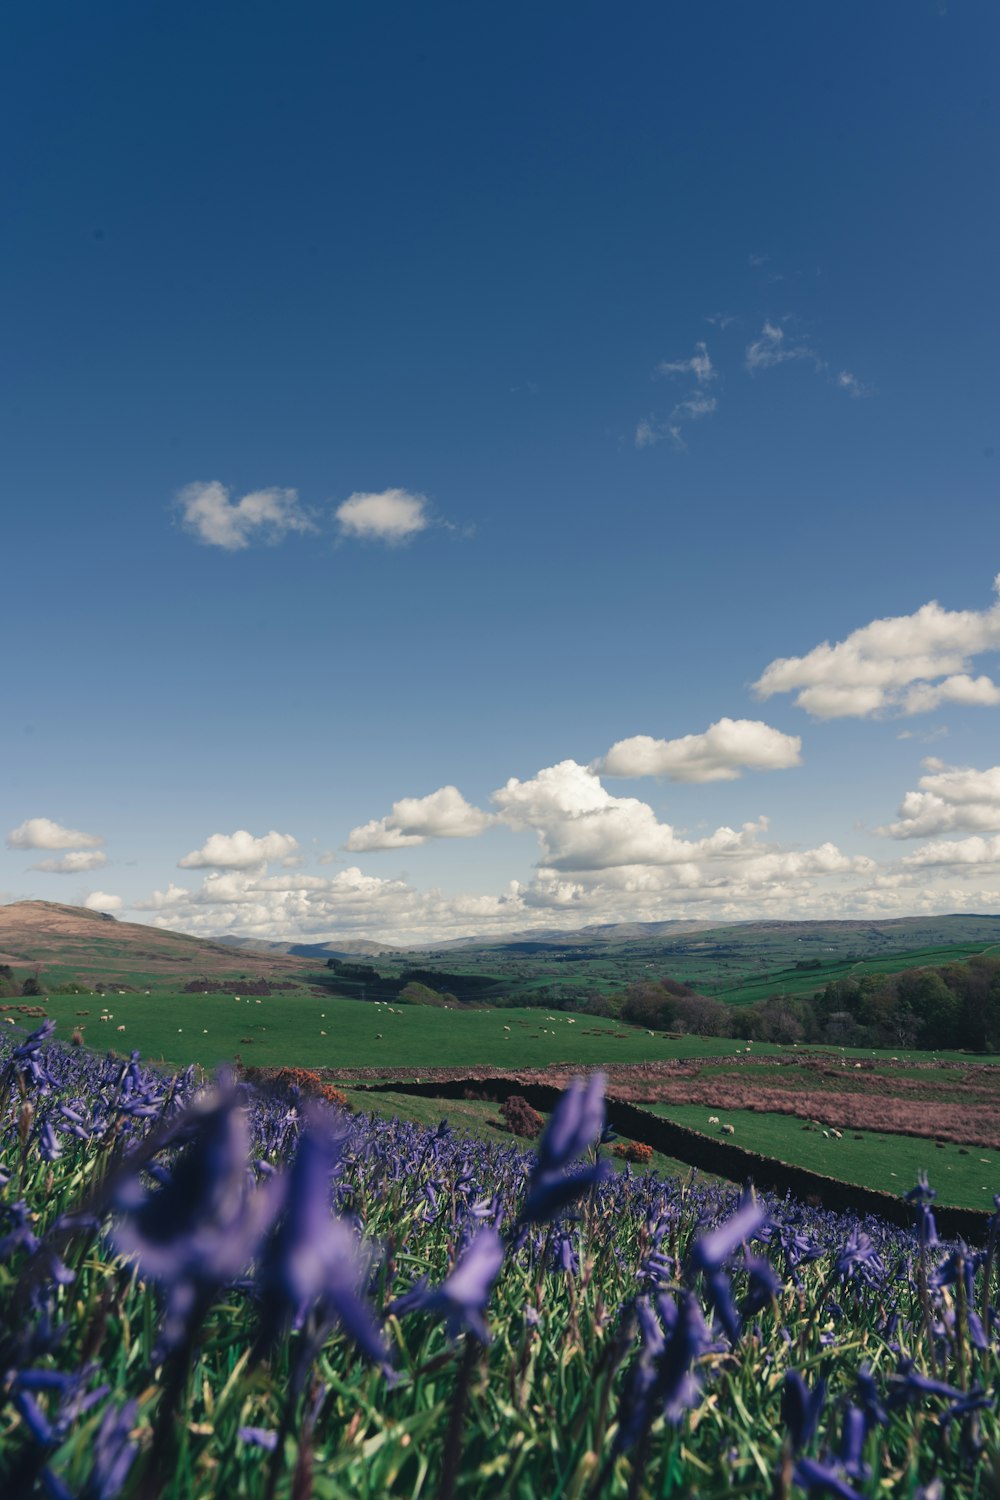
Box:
[354,1074,992,1242]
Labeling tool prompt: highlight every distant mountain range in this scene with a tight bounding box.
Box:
[3,900,999,993]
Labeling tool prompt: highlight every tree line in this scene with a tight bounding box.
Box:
[619,953,1000,1052]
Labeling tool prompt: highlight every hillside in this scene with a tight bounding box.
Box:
[0,901,319,990]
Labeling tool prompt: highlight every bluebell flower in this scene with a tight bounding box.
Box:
[793,1455,864,1499]
[741,1253,782,1316]
[518,1074,609,1226]
[109,1085,282,1354]
[390,1227,505,1342]
[690,1199,765,1273]
[781,1369,826,1453]
[83,1400,139,1500]
[255,1106,390,1369]
[238,1426,279,1452]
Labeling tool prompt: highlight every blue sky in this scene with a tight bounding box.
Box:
[3,1,1000,943]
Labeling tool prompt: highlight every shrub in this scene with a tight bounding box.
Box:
[501,1094,544,1139]
[612,1140,653,1165]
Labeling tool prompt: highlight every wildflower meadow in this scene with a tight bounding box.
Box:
[0,1020,997,1498]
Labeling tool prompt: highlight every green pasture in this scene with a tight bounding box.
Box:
[16,991,1000,1073]
[710,940,1000,1005]
[647,1101,997,1211]
[29,990,767,1071]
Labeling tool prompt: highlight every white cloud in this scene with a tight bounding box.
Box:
[83,891,123,912]
[671,393,718,422]
[490,759,856,877]
[176,481,317,551]
[345,786,494,851]
[7,818,104,851]
[745,321,822,374]
[31,851,108,874]
[836,370,871,398]
[754,577,1000,718]
[596,718,802,782]
[635,416,683,449]
[901,834,1000,870]
[178,829,300,872]
[335,489,430,544]
[657,342,716,384]
[879,762,1000,839]
[135,865,526,946]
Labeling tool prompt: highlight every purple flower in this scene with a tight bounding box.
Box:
[835,1226,884,1286]
[82,1400,139,1500]
[109,1085,281,1353]
[741,1253,782,1316]
[614,1291,714,1454]
[690,1199,765,1273]
[255,1107,390,1369]
[390,1227,505,1342]
[781,1369,826,1454]
[238,1426,279,1452]
[838,1405,869,1481]
[793,1456,864,1499]
[518,1074,609,1226]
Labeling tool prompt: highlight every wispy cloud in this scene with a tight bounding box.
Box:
[31,851,108,874]
[176,481,318,551]
[745,321,823,374]
[656,341,716,384]
[835,370,873,398]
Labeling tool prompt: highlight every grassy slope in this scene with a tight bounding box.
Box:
[647,1100,997,1210]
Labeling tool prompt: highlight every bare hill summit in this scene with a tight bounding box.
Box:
[0,900,316,989]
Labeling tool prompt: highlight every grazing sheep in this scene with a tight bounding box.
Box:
[721,1123,735,1135]
[708,1115,720,1125]
[830,1128,842,1139]
[375,1033,382,1039]
[116,1025,125,1032]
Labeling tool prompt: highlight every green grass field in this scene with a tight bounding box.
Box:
[711,939,1000,1005]
[18,989,1000,1072]
[647,1101,996,1210]
[28,990,781,1070]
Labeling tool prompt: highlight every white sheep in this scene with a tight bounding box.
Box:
[721,1123,735,1135]
[116,1025,125,1032]
[708,1115,720,1125]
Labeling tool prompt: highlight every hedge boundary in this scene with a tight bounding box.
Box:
[353,1075,992,1243]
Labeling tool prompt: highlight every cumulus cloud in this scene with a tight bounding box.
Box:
[753,577,1000,718]
[176,481,317,550]
[31,851,108,874]
[901,834,1000,870]
[489,759,866,880]
[135,865,526,947]
[335,489,430,544]
[657,342,716,384]
[879,762,1000,839]
[178,829,300,872]
[596,718,802,782]
[83,891,123,912]
[7,818,104,851]
[345,786,494,851]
